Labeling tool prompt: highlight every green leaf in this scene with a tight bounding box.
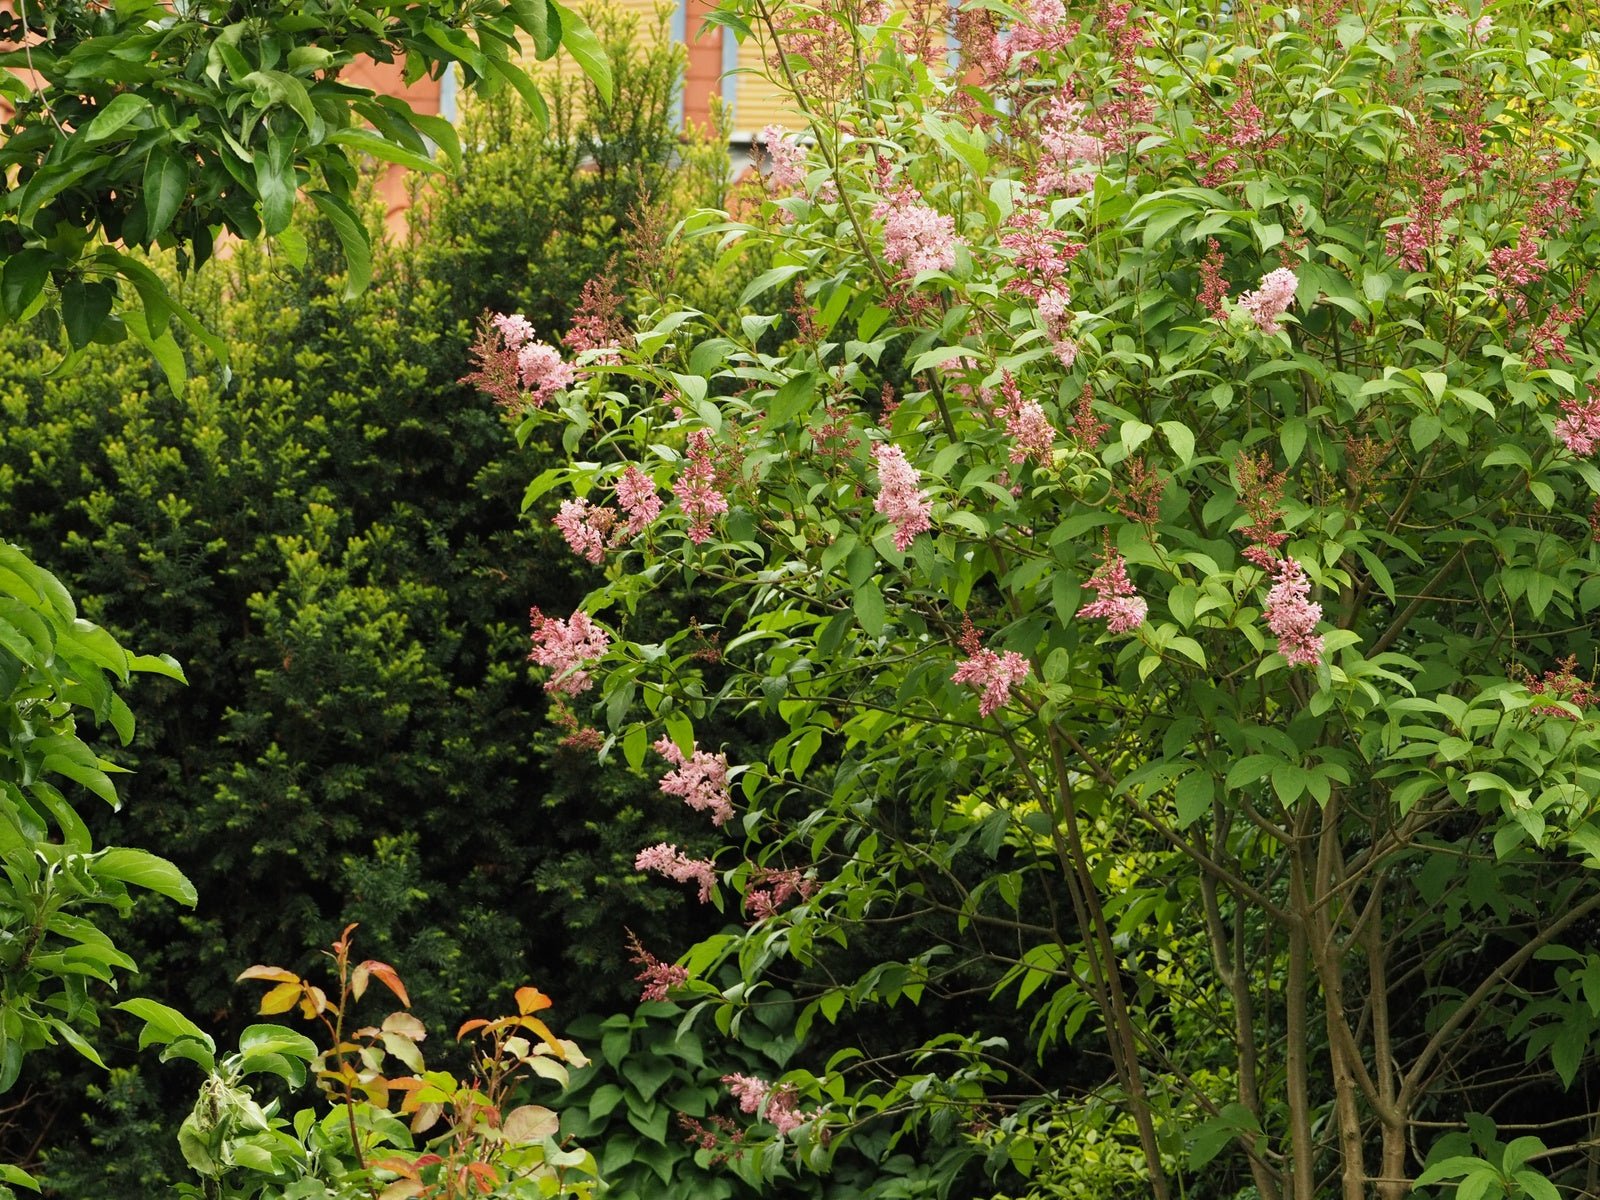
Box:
[143,148,188,240]
[116,999,216,1060]
[326,128,446,174]
[308,190,372,299]
[60,280,113,350]
[2,248,55,320]
[241,70,318,132]
[484,58,551,133]
[82,93,150,143]
[255,129,297,236]
[509,0,560,57]
[129,652,187,682]
[0,1162,40,1192]
[553,2,613,103]
[1159,420,1195,465]
[91,848,198,905]
[854,581,885,636]
[1174,770,1214,827]
[48,1018,107,1069]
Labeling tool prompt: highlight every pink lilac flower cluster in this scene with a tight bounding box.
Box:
[995,373,1057,465]
[674,430,730,543]
[874,191,962,277]
[1239,267,1299,334]
[1198,239,1230,319]
[463,313,570,410]
[1262,557,1324,667]
[759,124,808,191]
[872,443,933,551]
[553,498,616,564]
[616,465,663,535]
[1076,548,1148,634]
[550,468,662,563]
[1081,3,1153,156]
[1034,287,1079,367]
[562,272,628,363]
[635,843,716,903]
[999,202,1081,299]
[654,736,734,826]
[1515,655,1597,719]
[1386,121,1453,273]
[745,867,817,920]
[1554,386,1600,455]
[722,1075,814,1136]
[1235,451,1290,568]
[1007,0,1080,66]
[527,608,610,694]
[1197,82,1284,188]
[627,931,688,1003]
[1036,91,1105,195]
[952,639,1032,717]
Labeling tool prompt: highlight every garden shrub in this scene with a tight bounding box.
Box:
[491,0,1600,1196]
[0,13,740,1191]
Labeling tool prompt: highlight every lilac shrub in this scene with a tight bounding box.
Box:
[476,0,1600,1195]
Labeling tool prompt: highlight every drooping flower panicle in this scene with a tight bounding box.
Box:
[1239,267,1299,334]
[673,430,730,544]
[527,608,610,694]
[873,443,933,551]
[1262,557,1325,667]
[634,843,716,903]
[1076,548,1148,634]
[952,643,1032,717]
[654,736,734,826]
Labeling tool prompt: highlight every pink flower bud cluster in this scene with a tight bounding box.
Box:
[635,843,716,903]
[745,867,816,920]
[759,124,808,192]
[874,191,962,277]
[563,273,629,364]
[722,1074,814,1136]
[674,431,730,544]
[1263,557,1324,667]
[1554,386,1600,456]
[1518,655,1597,719]
[1076,548,1148,634]
[550,468,662,563]
[872,443,934,551]
[1239,267,1299,334]
[1037,92,1104,195]
[995,373,1057,466]
[627,931,688,1003]
[527,608,610,694]
[553,498,615,564]
[654,736,734,826]
[952,644,1032,717]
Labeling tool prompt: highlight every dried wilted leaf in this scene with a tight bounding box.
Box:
[502,1104,559,1143]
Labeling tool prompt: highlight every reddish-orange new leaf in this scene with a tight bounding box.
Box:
[456,1017,491,1040]
[514,986,553,1016]
[237,965,300,984]
[369,1157,421,1181]
[463,1162,499,1195]
[358,960,411,1008]
[258,982,302,1015]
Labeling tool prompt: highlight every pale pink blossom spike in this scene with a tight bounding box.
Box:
[872,443,933,551]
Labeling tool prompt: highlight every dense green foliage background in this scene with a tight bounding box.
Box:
[0,23,738,1189]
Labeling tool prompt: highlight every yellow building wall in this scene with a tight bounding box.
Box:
[730,36,804,138]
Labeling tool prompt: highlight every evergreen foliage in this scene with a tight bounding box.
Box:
[0,16,734,1189]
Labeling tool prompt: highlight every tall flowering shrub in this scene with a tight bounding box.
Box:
[484,1,1600,1196]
